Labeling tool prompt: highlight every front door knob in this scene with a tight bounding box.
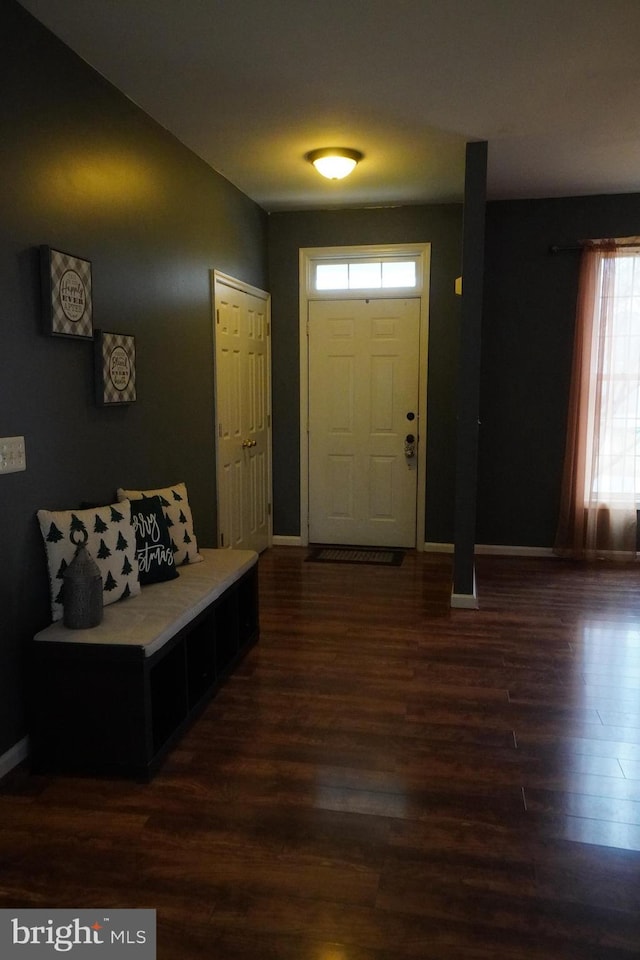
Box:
[404,434,416,458]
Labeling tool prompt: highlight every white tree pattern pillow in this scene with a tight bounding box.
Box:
[116,482,203,566]
[37,500,141,622]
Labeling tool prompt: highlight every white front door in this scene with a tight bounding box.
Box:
[214,276,271,553]
[308,297,420,547]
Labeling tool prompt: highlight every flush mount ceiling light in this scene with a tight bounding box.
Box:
[305,147,364,180]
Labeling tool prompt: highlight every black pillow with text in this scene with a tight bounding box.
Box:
[130,496,179,585]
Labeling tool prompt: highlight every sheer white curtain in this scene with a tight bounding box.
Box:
[555,240,640,560]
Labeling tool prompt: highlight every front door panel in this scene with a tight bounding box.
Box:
[308,297,420,547]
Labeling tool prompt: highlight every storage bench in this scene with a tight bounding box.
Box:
[30,548,259,779]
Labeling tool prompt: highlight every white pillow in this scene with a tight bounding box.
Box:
[116,482,203,567]
[37,500,141,622]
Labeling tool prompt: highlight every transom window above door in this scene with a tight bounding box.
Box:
[314,259,418,292]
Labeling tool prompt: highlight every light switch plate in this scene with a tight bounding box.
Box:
[0,436,26,474]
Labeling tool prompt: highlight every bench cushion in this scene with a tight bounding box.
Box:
[34,548,257,657]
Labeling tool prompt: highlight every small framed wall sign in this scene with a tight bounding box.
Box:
[40,246,93,339]
[95,331,137,406]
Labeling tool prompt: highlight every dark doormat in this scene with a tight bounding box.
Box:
[306,546,405,566]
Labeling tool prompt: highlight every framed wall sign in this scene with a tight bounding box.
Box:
[40,246,93,339]
[95,331,137,406]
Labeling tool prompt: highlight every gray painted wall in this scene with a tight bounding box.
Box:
[268,193,640,554]
[0,1,267,756]
[479,193,640,547]
[5,0,640,767]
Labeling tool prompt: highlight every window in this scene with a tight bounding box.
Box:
[315,259,417,291]
[555,241,640,558]
[589,251,640,501]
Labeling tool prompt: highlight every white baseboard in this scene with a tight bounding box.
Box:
[475,544,555,558]
[271,535,303,547]
[0,736,28,780]
[450,591,480,609]
[451,567,479,609]
[274,538,554,557]
[424,541,554,558]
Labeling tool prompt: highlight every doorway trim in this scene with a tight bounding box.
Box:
[299,243,431,549]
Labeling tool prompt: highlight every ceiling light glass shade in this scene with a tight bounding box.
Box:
[306,148,363,180]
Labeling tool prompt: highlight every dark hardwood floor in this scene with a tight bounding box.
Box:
[2,547,640,958]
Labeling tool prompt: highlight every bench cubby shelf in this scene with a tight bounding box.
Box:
[30,551,259,780]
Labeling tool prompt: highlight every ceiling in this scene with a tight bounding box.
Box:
[18,0,640,212]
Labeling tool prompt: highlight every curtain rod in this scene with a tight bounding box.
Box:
[549,244,581,254]
[549,240,640,255]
